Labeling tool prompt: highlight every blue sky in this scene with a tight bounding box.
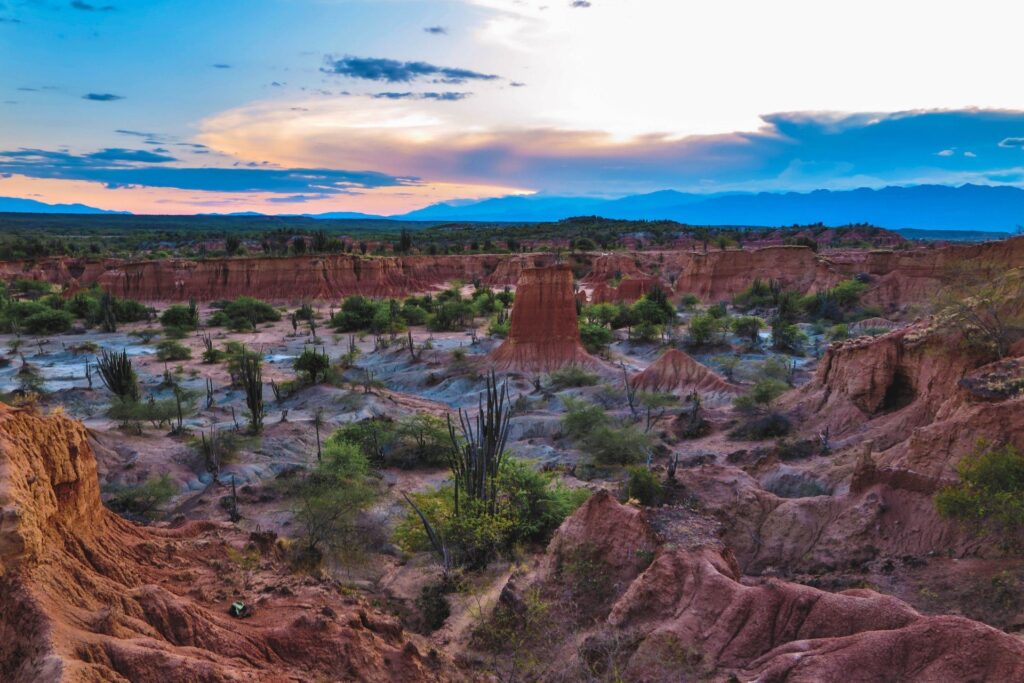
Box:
[2,0,1024,214]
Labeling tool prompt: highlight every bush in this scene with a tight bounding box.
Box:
[282,439,380,562]
[579,322,613,353]
[729,411,792,440]
[771,320,806,354]
[584,424,650,466]
[395,459,589,568]
[936,443,1024,543]
[624,466,663,506]
[156,340,191,361]
[732,315,762,344]
[208,296,280,330]
[294,346,331,384]
[331,296,378,331]
[488,315,510,338]
[106,474,176,519]
[429,300,474,331]
[686,313,724,347]
[160,302,198,331]
[548,365,599,390]
[561,398,610,440]
[23,307,74,334]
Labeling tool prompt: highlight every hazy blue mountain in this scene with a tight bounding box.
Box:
[305,211,387,220]
[397,194,609,222]
[0,196,126,214]
[392,184,1022,231]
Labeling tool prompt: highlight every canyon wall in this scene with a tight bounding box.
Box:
[2,236,1023,309]
[0,405,457,682]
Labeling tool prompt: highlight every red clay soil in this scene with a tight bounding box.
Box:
[630,349,742,404]
[4,237,1024,309]
[490,265,605,373]
[787,321,1024,478]
[0,405,461,682]
[495,492,1024,681]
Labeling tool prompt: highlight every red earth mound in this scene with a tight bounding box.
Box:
[0,405,459,682]
[489,491,1024,681]
[490,265,604,373]
[787,320,1024,478]
[630,349,742,403]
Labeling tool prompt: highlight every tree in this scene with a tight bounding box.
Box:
[289,440,378,562]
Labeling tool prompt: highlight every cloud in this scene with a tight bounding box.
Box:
[322,55,499,84]
[82,92,123,101]
[936,149,954,157]
[212,63,231,69]
[199,105,1024,195]
[509,81,526,87]
[423,26,447,35]
[999,137,1024,149]
[0,17,21,23]
[0,146,416,195]
[115,129,158,138]
[371,91,471,101]
[964,151,977,158]
[70,1,114,10]
[571,0,592,7]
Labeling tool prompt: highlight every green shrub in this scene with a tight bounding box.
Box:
[686,313,724,347]
[561,398,610,440]
[106,474,176,519]
[548,366,599,390]
[936,443,1024,543]
[156,340,191,361]
[624,466,663,506]
[160,302,198,331]
[293,346,331,384]
[395,459,589,568]
[208,296,280,330]
[488,315,511,338]
[771,320,806,354]
[282,439,380,563]
[23,308,74,334]
[584,424,650,466]
[732,315,762,344]
[331,296,378,331]
[578,322,612,353]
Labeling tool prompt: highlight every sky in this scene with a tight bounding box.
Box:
[2,0,1024,215]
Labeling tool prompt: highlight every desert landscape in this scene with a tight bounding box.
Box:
[4,1,1024,680]
[2,221,1023,681]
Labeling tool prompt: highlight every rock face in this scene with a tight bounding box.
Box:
[788,321,1024,478]
[490,265,603,373]
[0,405,456,682]
[630,349,742,403]
[490,492,1024,681]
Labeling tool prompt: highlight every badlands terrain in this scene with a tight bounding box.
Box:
[2,226,1024,681]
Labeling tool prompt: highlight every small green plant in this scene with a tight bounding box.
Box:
[156,340,192,361]
[936,442,1024,545]
[548,366,599,390]
[96,348,140,401]
[106,474,176,519]
[624,466,663,506]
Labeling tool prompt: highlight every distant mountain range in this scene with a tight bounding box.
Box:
[390,185,1023,231]
[2,184,1022,231]
[0,196,128,215]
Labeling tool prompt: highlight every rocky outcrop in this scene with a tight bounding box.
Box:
[630,349,741,404]
[787,322,1024,478]
[0,405,456,682]
[487,492,1024,681]
[490,265,604,373]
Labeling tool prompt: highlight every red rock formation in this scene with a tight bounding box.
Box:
[787,321,1024,478]
[490,265,603,373]
[630,349,741,403]
[492,492,1024,681]
[0,405,457,682]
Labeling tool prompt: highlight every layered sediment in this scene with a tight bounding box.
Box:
[490,265,603,373]
[630,349,742,403]
[0,405,455,682]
